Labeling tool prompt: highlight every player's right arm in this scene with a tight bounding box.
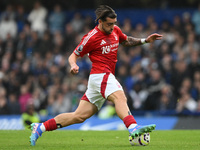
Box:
[68,53,79,75]
[68,29,95,75]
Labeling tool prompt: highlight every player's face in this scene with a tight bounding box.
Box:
[101,17,117,34]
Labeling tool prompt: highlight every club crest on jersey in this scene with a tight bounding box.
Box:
[113,33,118,41]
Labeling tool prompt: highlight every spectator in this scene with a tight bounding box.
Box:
[63,23,78,53]
[176,84,197,113]
[0,71,4,86]
[121,18,132,36]
[53,31,64,52]
[61,81,72,111]
[0,4,15,21]
[49,4,65,34]
[3,70,21,96]
[27,31,41,56]
[196,100,200,112]
[183,32,200,56]
[116,64,129,87]
[159,84,176,111]
[124,62,142,92]
[172,15,184,36]
[18,60,32,85]
[38,31,53,57]
[32,58,49,77]
[48,64,64,85]
[160,54,173,84]
[129,46,142,66]
[192,3,200,37]
[0,14,17,41]
[0,38,4,57]
[4,38,15,56]
[187,51,200,80]
[172,32,185,61]
[37,74,49,92]
[31,87,46,112]
[128,81,148,110]
[155,41,171,62]
[19,84,32,113]
[7,93,20,114]
[46,85,57,115]
[191,71,200,101]
[144,68,166,110]
[13,50,25,67]
[21,100,40,129]
[52,92,71,116]
[0,87,9,114]
[171,60,189,97]
[0,97,9,114]
[1,52,12,72]
[16,5,27,33]
[146,15,155,30]
[70,12,84,33]
[15,32,28,54]
[132,23,146,38]
[84,15,95,30]
[27,1,47,35]
[182,12,193,26]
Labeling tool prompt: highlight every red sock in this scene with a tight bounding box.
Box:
[43,118,58,131]
[123,115,137,128]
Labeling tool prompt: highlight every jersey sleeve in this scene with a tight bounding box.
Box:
[73,34,92,57]
[115,25,127,43]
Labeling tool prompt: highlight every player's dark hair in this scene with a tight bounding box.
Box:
[95,5,117,23]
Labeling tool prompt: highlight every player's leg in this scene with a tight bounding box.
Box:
[107,90,135,120]
[107,90,156,138]
[54,100,98,127]
[30,100,98,146]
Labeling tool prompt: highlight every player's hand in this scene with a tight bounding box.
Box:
[146,33,163,43]
[70,64,79,75]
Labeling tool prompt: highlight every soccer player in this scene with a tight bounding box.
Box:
[30,5,162,146]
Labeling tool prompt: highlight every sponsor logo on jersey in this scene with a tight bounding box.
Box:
[100,40,106,45]
[102,46,111,54]
[102,43,119,54]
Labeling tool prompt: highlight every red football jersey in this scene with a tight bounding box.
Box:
[73,25,127,75]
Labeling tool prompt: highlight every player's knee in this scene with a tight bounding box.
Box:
[108,91,127,104]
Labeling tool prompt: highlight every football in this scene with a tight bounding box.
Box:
[129,133,150,146]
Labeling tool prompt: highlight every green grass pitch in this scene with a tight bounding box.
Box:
[0,130,200,150]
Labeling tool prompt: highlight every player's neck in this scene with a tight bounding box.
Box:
[98,24,106,34]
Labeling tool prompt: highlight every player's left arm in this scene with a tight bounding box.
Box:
[121,33,163,47]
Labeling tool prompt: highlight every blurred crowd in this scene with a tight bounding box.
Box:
[1,1,200,117]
